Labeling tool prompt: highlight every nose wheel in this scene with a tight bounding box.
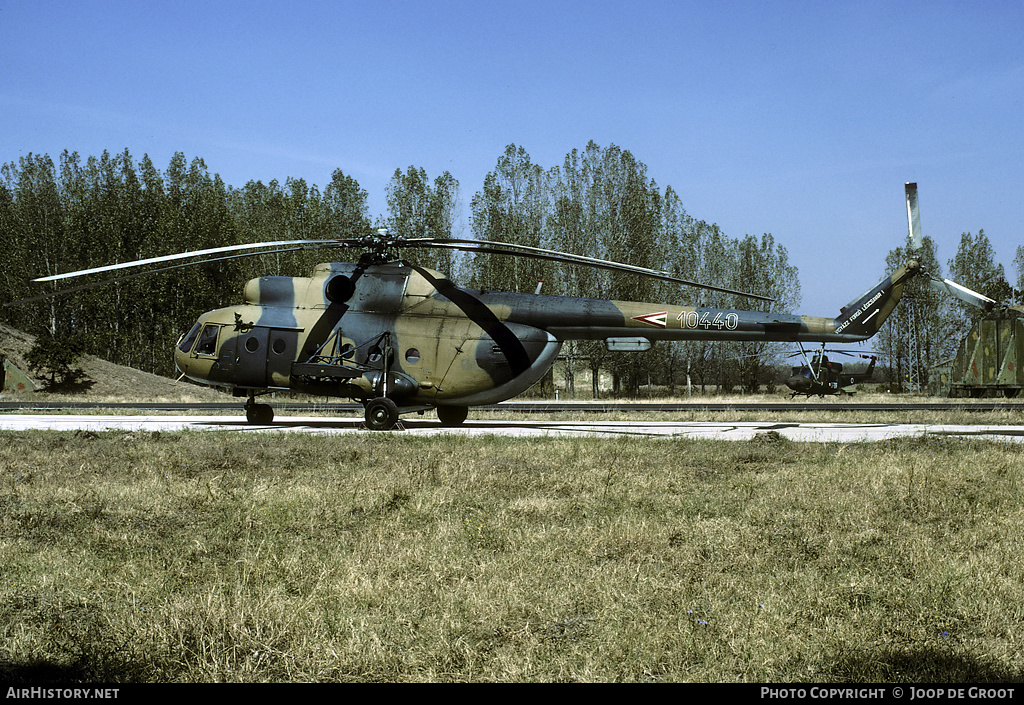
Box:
[244,396,274,424]
[245,403,274,424]
[364,397,399,431]
[437,405,468,426]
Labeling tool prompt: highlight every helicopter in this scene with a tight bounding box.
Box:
[784,346,877,397]
[29,183,992,430]
[31,229,920,429]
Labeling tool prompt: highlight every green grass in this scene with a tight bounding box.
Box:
[1,429,1023,682]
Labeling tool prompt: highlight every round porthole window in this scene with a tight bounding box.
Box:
[325,275,355,303]
[272,338,287,355]
[245,336,259,353]
[405,348,421,363]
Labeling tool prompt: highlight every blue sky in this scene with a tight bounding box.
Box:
[3,0,1022,315]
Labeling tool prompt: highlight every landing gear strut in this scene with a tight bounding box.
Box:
[360,330,402,430]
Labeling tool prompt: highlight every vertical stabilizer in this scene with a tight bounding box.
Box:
[834,260,921,339]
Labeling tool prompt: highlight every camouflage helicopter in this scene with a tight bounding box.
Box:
[784,346,877,398]
[33,183,992,430]
[33,228,921,429]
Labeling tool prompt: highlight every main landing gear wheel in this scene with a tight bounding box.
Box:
[364,397,399,431]
[436,405,468,426]
[245,403,274,425]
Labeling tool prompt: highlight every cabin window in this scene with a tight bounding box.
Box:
[405,348,421,363]
[195,325,220,356]
[325,275,355,303]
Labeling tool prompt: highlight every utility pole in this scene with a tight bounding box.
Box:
[904,295,921,394]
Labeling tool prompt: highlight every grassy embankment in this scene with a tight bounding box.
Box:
[1,428,1022,682]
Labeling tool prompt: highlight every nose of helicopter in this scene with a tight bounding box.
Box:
[173,340,194,381]
[786,375,812,394]
[173,343,188,377]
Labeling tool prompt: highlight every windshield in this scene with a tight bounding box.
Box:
[177,323,202,353]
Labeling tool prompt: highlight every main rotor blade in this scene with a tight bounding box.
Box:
[32,238,355,282]
[402,237,775,303]
[10,244,322,306]
[30,231,773,303]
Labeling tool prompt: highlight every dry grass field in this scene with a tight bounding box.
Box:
[4,324,1024,681]
[1,426,1022,683]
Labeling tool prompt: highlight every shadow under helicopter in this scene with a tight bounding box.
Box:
[191,416,698,437]
[181,416,1024,442]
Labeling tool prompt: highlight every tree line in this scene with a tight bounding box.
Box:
[1,150,372,379]
[3,143,802,395]
[457,143,800,396]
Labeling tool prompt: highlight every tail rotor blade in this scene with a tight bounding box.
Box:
[905,182,922,252]
[903,183,995,313]
[929,276,996,313]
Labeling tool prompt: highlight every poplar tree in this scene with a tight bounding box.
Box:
[1,151,374,379]
[386,166,461,274]
[1015,245,1024,302]
[730,233,799,392]
[322,168,371,236]
[468,145,549,293]
[947,230,1012,324]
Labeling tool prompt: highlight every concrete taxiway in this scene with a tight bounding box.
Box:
[2,413,1024,442]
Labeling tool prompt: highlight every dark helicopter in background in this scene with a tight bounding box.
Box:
[785,346,877,397]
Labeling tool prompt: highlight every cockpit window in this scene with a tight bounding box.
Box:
[195,324,220,356]
[178,323,202,353]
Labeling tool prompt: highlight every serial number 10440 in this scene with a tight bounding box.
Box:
[677,311,740,330]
